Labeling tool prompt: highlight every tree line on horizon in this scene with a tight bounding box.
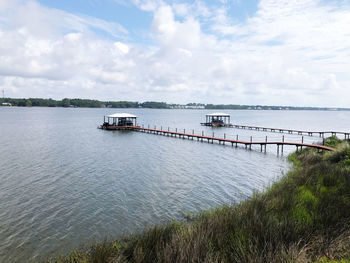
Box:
[0,98,167,108]
[0,97,348,111]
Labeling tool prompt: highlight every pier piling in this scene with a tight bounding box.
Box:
[101,125,336,154]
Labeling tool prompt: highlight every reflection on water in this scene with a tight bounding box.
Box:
[0,108,349,262]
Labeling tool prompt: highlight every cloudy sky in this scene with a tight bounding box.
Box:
[0,0,349,107]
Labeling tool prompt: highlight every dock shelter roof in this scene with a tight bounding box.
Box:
[205,112,230,117]
[106,113,137,118]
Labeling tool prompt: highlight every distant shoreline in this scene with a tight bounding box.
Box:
[1,98,349,111]
[2,106,350,112]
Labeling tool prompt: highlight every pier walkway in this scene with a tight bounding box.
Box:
[102,125,336,153]
[201,123,350,139]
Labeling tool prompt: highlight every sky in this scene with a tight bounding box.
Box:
[0,0,349,107]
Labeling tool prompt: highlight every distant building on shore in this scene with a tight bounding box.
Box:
[170,105,205,109]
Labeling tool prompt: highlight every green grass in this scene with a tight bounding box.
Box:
[48,139,350,263]
[324,135,345,148]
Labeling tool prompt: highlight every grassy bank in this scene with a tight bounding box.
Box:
[49,138,350,263]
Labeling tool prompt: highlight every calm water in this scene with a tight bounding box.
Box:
[0,108,349,262]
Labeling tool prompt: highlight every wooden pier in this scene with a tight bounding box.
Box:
[204,123,350,140]
[101,125,336,154]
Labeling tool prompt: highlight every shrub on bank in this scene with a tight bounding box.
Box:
[49,141,350,263]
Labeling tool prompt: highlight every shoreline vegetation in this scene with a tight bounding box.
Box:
[1,97,350,111]
[48,137,350,263]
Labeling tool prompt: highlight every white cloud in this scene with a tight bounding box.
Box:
[130,0,165,11]
[0,0,350,106]
[172,3,188,17]
[0,0,132,86]
[114,42,130,54]
[152,5,201,49]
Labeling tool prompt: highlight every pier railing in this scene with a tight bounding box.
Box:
[201,123,350,140]
[101,124,336,154]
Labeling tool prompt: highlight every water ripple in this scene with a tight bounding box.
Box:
[1,108,347,262]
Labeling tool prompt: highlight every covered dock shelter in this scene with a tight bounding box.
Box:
[202,113,230,127]
[101,113,138,129]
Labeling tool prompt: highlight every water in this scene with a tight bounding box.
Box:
[0,107,349,262]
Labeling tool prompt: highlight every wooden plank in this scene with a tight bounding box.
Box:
[101,126,336,152]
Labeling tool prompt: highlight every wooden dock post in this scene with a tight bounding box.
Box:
[300,136,304,151]
[109,124,335,155]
